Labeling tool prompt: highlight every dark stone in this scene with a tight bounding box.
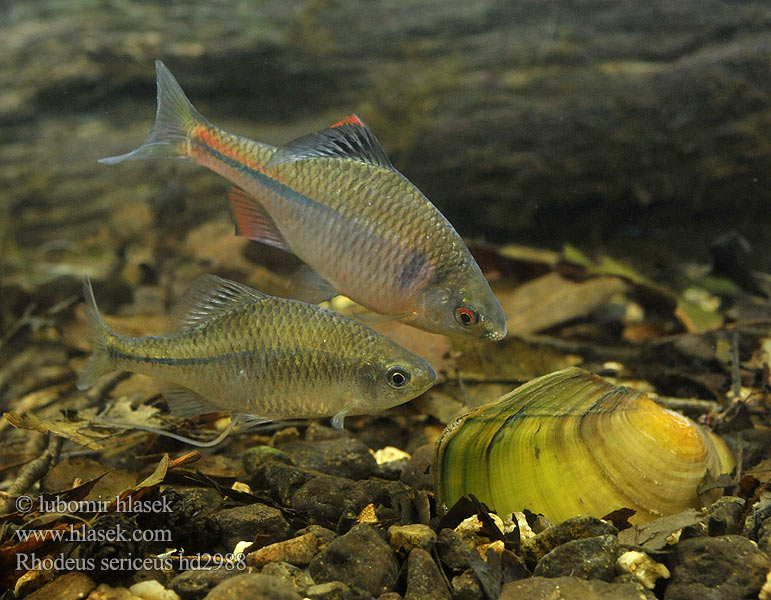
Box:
[501,576,654,600]
[450,570,484,600]
[261,562,315,595]
[743,499,771,540]
[203,573,302,600]
[304,581,376,599]
[664,535,770,600]
[436,528,475,572]
[533,534,618,581]
[758,516,771,553]
[154,488,223,554]
[251,461,318,505]
[404,548,451,600]
[521,516,618,567]
[214,503,292,551]
[309,524,399,597]
[242,446,294,476]
[399,444,434,491]
[704,496,745,536]
[349,479,416,525]
[277,436,377,480]
[171,569,240,600]
[291,475,357,526]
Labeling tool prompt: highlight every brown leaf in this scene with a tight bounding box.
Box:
[501,273,629,335]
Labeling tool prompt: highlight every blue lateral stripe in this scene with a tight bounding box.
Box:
[109,348,242,366]
[202,144,316,209]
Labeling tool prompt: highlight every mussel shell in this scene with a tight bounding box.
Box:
[434,367,734,524]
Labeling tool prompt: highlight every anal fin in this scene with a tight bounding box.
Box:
[160,384,224,417]
[228,186,291,252]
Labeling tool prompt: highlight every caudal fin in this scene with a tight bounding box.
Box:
[77,277,114,390]
[99,60,204,164]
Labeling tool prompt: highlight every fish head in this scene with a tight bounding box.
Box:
[414,271,507,340]
[353,341,438,413]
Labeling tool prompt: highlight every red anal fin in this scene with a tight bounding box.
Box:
[331,115,365,128]
[228,187,292,253]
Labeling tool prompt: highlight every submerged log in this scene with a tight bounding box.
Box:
[1,0,769,271]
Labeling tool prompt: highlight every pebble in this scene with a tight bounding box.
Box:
[664,534,770,600]
[260,562,314,595]
[241,446,293,475]
[404,548,452,600]
[615,550,670,590]
[24,572,96,600]
[436,528,475,572]
[760,569,771,600]
[533,534,618,580]
[744,500,771,540]
[214,502,292,550]
[203,573,302,600]
[250,461,317,505]
[500,576,654,600]
[170,569,239,600]
[450,570,484,600]
[521,515,617,567]
[759,517,771,553]
[291,474,357,525]
[247,532,326,566]
[129,580,181,600]
[276,436,377,480]
[304,581,375,599]
[309,524,399,597]
[398,444,434,491]
[388,524,436,553]
[373,446,411,480]
[84,584,139,599]
[703,496,745,535]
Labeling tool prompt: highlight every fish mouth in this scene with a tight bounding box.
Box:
[484,328,507,342]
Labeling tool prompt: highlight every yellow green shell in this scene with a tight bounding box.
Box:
[434,367,735,524]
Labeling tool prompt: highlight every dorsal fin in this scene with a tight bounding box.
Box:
[170,275,268,329]
[265,114,394,169]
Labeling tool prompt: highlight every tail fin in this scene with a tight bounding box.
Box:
[99,60,203,164]
[77,277,114,390]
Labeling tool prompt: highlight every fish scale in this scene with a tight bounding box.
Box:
[100,60,506,339]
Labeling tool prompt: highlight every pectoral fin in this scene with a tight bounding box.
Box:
[228,187,292,252]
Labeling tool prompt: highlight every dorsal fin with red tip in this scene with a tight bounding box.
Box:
[265,114,393,169]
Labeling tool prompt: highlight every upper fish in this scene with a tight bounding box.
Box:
[100,60,507,340]
[78,275,437,430]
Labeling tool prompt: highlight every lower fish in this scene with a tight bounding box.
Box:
[78,275,437,430]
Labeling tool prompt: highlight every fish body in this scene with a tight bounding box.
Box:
[78,276,437,429]
[101,61,507,340]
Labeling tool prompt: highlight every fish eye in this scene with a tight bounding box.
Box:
[387,366,410,389]
[454,306,478,327]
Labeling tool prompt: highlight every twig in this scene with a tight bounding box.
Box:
[0,434,62,514]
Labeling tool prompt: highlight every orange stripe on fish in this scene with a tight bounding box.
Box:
[192,126,262,170]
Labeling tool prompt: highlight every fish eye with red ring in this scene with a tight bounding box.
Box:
[454,306,479,327]
[386,366,410,388]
